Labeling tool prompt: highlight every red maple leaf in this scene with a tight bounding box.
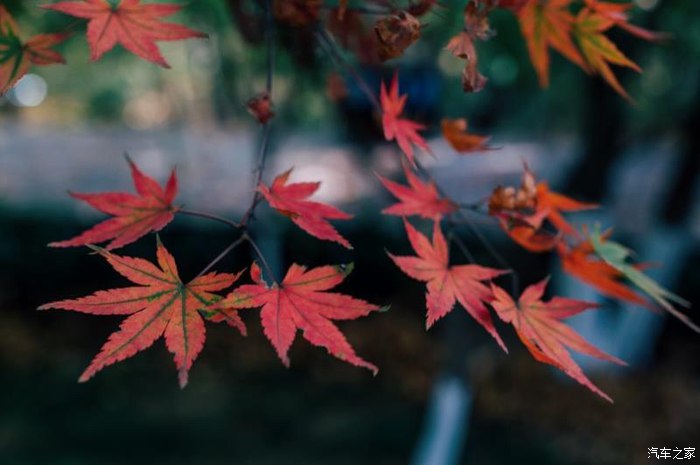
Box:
[50,157,178,250]
[377,162,457,221]
[43,0,207,68]
[490,279,626,401]
[0,6,66,95]
[380,72,431,167]
[39,238,243,387]
[218,262,379,373]
[389,219,508,350]
[259,168,353,249]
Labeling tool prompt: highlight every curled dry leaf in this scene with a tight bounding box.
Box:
[0,6,66,95]
[441,118,492,153]
[489,164,596,246]
[44,0,207,68]
[445,2,494,92]
[40,238,244,388]
[218,262,380,373]
[246,92,275,124]
[50,156,178,251]
[374,10,421,61]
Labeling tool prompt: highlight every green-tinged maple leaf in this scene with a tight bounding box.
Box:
[573,8,641,101]
[589,225,698,332]
[517,0,587,87]
[40,238,244,387]
[0,6,66,95]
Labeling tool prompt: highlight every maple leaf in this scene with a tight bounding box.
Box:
[377,162,457,221]
[518,0,587,87]
[39,238,243,387]
[584,0,669,42]
[589,225,699,333]
[50,156,178,250]
[0,6,66,95]
[573,8,641,101]
[389,219,509,350]
[43,0,207,68]
[490,279,626,402]
[380,72,431,167]
[218,262,379,373]
[557,238,649,307]
[258,169,353,249]
[536,181,597,236]
[499,210,559,253]
[441,118,492,153]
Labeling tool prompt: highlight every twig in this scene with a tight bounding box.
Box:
[315,27,382,112]
[244,232,279,283]
[193,235,247,280]
[240,0,275,227]
[179,208,241,229]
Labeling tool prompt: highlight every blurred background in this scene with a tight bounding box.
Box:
[1,0,699,464]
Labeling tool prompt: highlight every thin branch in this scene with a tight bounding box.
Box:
[194,235,247,280]
[319,3,390,15]
[240,0,275,227]
[414,161,520,295]
[244,232,279,283]
[315,27,382,112]
[179,208,241,229]
[447,229,475,264]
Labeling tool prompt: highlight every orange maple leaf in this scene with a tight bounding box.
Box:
[40,238,243,387]
[518,0,587,87]
[491,279,626,402]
